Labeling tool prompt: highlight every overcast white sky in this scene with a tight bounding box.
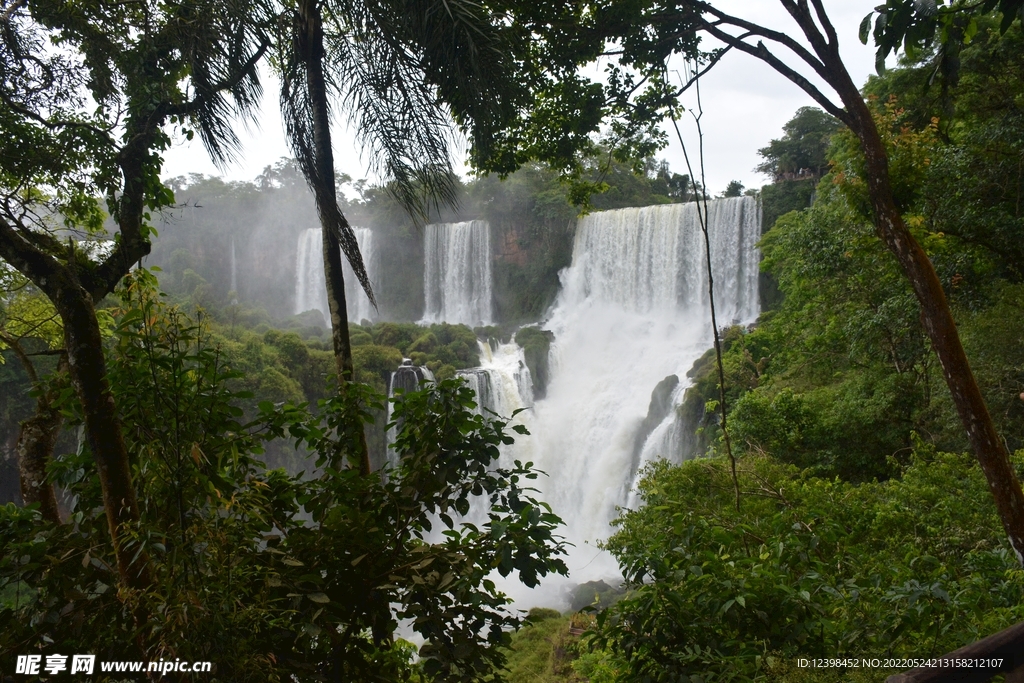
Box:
[161,1,886,196]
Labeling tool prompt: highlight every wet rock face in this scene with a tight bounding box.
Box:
[631,374,681,467]
[389,360,431,396]
[382,361,436,471]
[514,326,553,400]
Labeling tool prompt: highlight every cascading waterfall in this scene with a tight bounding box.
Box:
[385,361,436,468]
[422,220,493,325]
[511,196,761,596]
[294,227,377,324]
[458,341,534,418]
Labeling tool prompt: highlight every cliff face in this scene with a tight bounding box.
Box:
[494,227,530,268]
[490,218,576,324]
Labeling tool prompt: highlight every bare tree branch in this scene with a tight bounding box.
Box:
[698,19,849,123]
[1,0,26,24]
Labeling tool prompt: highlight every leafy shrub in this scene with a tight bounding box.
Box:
[590,452,1024,682]
[0,292,567,682]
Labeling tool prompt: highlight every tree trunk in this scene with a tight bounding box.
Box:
[0,219,153,588]
[17,367,65,525]
[56,282,152,588]
[298,0,371,475]
[18,408,64,524]
[695,0,1024,564]
[823,48,1024,563]
[1,332,64,523]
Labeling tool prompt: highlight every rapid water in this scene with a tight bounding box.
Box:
[294,227,377,324]
[458,341,534,417]
[422,220,493,326]
[390,198,760,609]
[507,196,761,600]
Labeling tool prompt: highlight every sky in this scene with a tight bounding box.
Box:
[161,0,887,196]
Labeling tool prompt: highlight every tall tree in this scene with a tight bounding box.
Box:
[0,0,271,589]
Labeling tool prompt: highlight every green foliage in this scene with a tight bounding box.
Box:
[590,452,1024,682]
[568,580,626,613]
[759,181,816,241]
[365,322,480,372]
[712,27,1024,481]
[501,613,585,683]
[0,295,568,682]
[728,192,932,480]
[676,326,764,463]
[943,283,1024,452]
[721,180,744,198]
[353,344,406,389]
[864,0,1023,75]
[756,107,840,179]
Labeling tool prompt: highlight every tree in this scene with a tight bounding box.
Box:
[0,0,270,590]
[721,180,744,197]
[756,106,840,179]
[547,0,1024,564]
[0,290,567,679]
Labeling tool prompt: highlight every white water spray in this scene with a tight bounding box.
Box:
[422,220,493,326]
[294,227,377,324]
[512,197,761,598]
[458,341,534,418]
[230,236,237,297]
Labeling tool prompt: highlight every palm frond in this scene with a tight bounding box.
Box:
[168,0,274,166]
[279,6,375,307]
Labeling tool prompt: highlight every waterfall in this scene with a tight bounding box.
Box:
[229,237,238,303]
[458,341,534,417]
[294,229,324,322]
[385,361,435,468]
[513,196,761,594]
[422,220,493,325]
[230,237,237,294]
[294,227,377,324]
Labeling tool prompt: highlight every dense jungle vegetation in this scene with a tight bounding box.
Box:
[3,0,1024,681]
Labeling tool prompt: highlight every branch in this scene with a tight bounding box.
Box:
[0,215,63,301]
[1,0,26,23]
[698,2,833,84]
[0,90,116,142]
[779,0,837,63]
[0,329,38,384]
[699,19,850,124]
[83,236,150,302]
[808,0,840,52]
[16,221,66,255]
[669,44,733,98]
